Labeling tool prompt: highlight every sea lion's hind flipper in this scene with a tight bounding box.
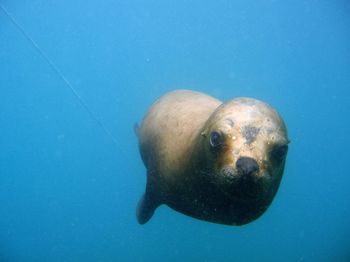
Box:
[136,191,161,224]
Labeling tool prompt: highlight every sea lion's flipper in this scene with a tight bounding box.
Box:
[136,194,156,224]
[136,191,161,224]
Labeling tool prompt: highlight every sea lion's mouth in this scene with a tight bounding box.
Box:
[213,178,263,203]
[220,172,266,203]
[230,194,260,203]
[205,168,268,203]
[215,186,263,204]
[231,189,263,201]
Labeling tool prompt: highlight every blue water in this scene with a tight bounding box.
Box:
[0,1,349,261]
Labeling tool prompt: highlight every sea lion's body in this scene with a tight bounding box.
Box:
[137,90,289,225]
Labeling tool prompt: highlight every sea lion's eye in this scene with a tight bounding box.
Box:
[270,145,288,162]
[209,131,223,149]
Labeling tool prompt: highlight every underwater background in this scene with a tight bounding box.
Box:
[0,1,349,261]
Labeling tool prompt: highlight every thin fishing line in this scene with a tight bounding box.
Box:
[0,4,120,148]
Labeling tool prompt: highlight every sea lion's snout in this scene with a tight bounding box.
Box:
[236,157,259,177]
[220,157,260,182]
[219,156,264,201]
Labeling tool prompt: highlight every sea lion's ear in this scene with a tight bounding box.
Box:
[136,179,161,224]
[134,123,140,137]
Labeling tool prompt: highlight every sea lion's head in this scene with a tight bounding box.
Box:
[197,97,289,225]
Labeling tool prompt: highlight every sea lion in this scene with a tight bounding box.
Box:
[136,89,289,225]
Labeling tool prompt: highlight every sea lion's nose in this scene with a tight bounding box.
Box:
[236,157,259,177]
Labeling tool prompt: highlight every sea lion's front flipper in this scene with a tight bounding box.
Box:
[136,178,162,224]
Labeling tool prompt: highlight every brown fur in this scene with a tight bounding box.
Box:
[137,90,288,225]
